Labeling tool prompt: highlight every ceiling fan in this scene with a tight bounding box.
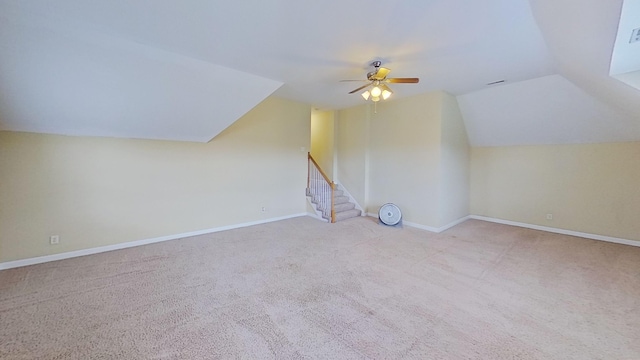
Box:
[342,61,419,102]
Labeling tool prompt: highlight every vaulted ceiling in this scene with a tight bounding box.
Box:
[0,0,638,144]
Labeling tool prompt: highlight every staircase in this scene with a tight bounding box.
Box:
[307,153,361,223]
[308,184,361,222]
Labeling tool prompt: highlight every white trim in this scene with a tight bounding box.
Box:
[334,181,365,215]
[436,216,471,232]
[306,195,328,221]
[0,213,308,271]
[7,213,634,270]
[307,213,329,222]
[401,220,440,233]
[366,213,471,233]
[470,215,640,247]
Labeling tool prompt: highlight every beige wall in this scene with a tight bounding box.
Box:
[335,105,370,208]
[438,93,470,226]
[310,109,335,179]
[336,91,470,228]
[368,93,442,225]
[471,142,640,242]
[0,96,311,262]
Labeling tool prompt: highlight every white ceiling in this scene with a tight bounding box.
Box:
[529,0,640,121]
[458,75,640,146]
[0,0,638,144]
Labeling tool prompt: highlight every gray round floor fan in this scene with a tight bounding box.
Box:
[378,203,402,226]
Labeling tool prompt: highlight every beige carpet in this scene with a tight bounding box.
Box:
[1,216,639,359]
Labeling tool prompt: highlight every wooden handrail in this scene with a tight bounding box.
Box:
[308,153,334,187]
[307,152,337,223]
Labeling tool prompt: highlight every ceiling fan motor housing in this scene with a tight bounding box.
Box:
[344,60,419,95]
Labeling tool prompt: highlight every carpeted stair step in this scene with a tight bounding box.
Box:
[309,191,345,205]
[334,195,350,205]
[335,209,361,222]
[334,202,355,212]
[306,185,360,222]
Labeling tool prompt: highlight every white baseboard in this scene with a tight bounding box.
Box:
[364,213,639,247]
[306,210,329,222]
[366,213,470,233]
[0,213,308,271]
[7,213,633,271]
[470,215,640,248]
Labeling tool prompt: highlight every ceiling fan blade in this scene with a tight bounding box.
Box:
[340,79,368,82]
[386,77,419,83]
[348,83,373,94]
[372,67,391,80]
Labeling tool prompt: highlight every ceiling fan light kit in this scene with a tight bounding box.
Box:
[343,60,419,103]
[370,85,382,97]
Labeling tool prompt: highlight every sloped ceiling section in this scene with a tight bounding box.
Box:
[459,0,640,146]
[529,0,640,120]
[0,0,568,144]
[0,0,637,145]
[0,4,282,142]
[458,75,640,147]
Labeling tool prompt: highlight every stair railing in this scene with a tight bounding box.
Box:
[307,153,336,223]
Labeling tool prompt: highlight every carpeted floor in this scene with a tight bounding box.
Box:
[1,216,639,359]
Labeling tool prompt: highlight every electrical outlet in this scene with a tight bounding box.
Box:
[261,207,267,212]
[546,214,553,221]
[50,235,60,245]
